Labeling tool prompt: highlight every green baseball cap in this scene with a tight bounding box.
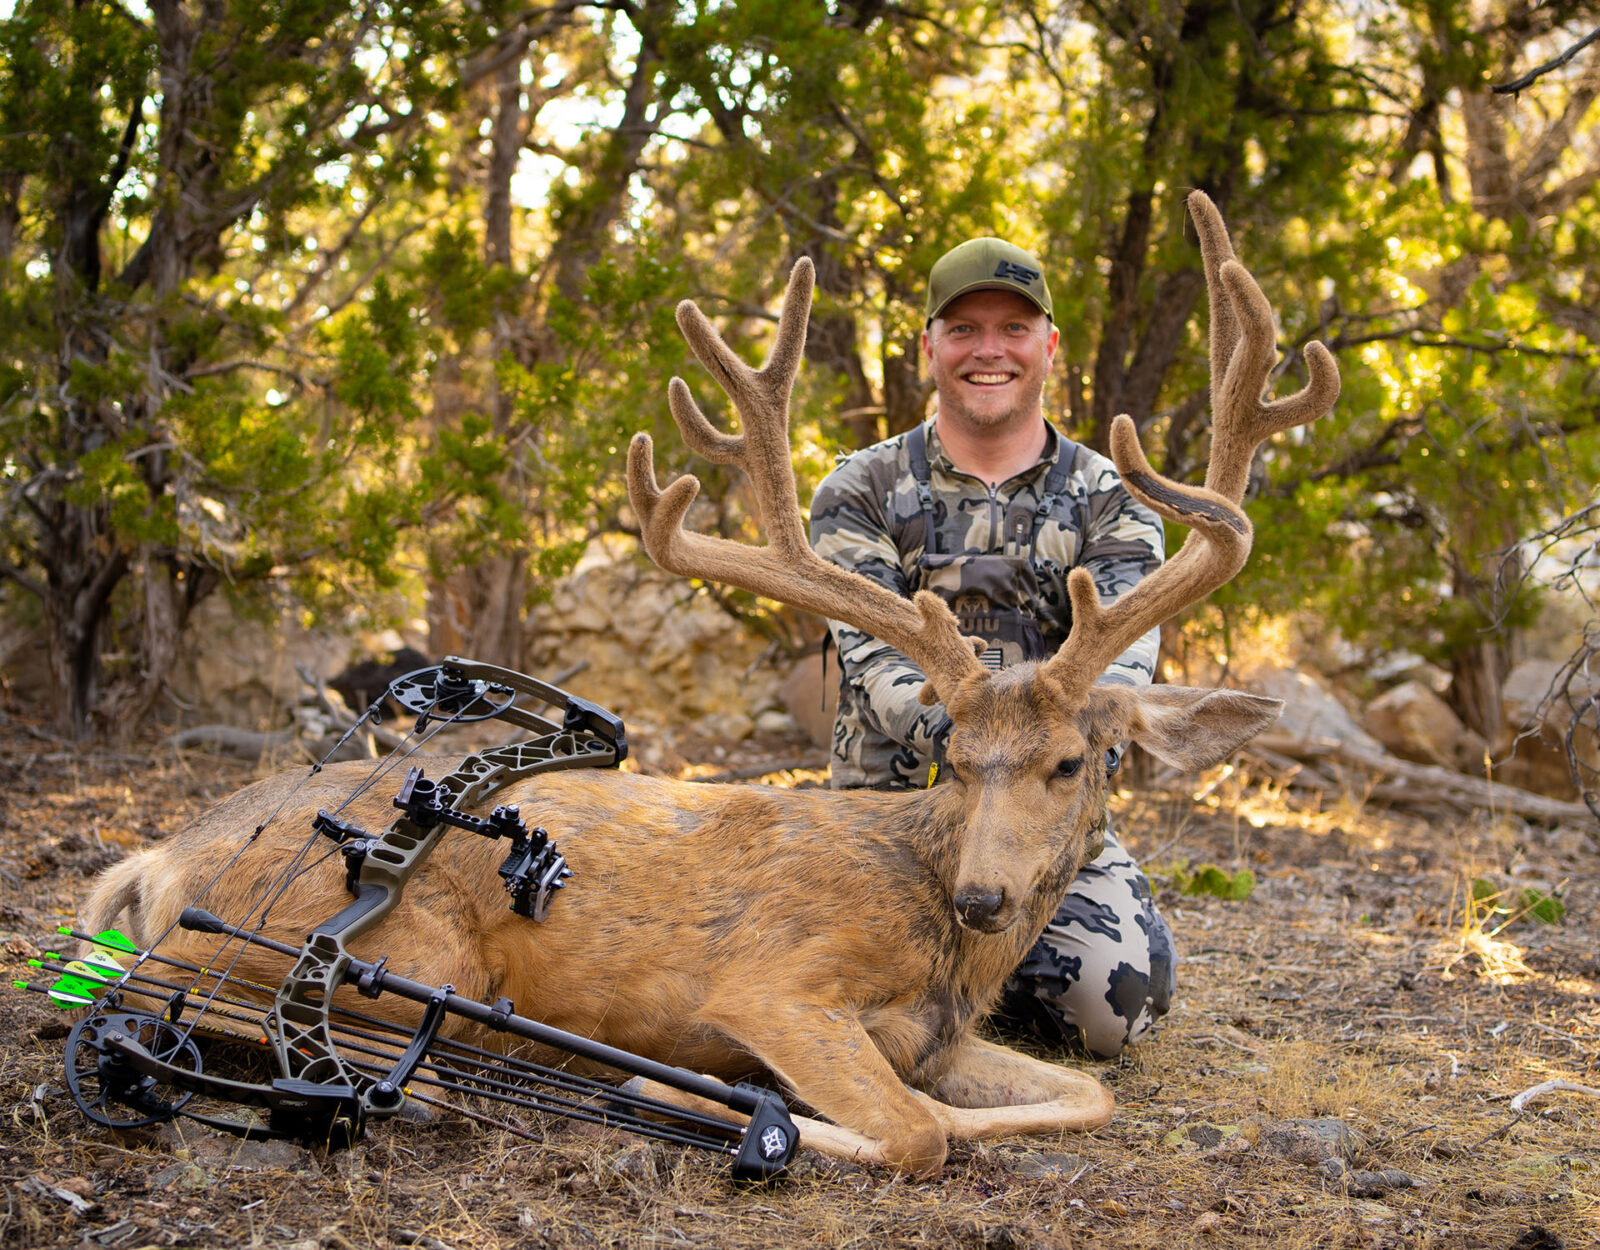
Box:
[925,237,1053,325]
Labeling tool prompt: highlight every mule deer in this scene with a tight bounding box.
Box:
[85,192,1337,1176]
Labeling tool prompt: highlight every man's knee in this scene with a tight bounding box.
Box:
[1001,955,1171,1059]
[995,855,1178,1058]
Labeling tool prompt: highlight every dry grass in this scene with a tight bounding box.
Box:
[1,719,1596,1249]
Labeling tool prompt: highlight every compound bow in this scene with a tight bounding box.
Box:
[20,659,797,1181]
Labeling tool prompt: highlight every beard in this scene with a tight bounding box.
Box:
[929,358,1049,432]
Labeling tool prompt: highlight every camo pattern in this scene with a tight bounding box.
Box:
[809,419,1165,790]
[994,823,1177,1058]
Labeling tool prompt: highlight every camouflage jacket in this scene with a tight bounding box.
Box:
[809,418,1164,790]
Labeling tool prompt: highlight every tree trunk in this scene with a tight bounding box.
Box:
[38,516,128,740]
[1448,639,1510,750]
[800,200,878,448]
[94,548,219,743]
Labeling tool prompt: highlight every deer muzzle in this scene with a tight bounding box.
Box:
[953,887,1010,933]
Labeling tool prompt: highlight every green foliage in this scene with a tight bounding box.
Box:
[1169,861,1256,901]
[1471,878,1566,928]
[3,0,1599,739]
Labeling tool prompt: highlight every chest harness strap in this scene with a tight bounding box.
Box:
[905,422,1075,561]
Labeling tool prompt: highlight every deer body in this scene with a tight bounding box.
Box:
[85,193,1340,1176]
[86,668,1269,1174]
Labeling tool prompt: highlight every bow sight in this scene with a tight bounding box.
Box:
[21,659,798,1182]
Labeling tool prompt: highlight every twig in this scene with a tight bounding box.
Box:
[1508,1078,1600,1112]
[1524,1020,1591,1050]
[19,1176,95,1215]
[1493,24,1600,94]
[296,666,407,752]
[394,1233,456,1250]
[167,725,298,757]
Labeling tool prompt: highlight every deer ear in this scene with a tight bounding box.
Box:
[1127,686,1283,772]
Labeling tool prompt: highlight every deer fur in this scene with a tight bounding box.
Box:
[84,193,1338,1177]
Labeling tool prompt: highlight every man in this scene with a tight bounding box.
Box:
[808,237,1175,1059]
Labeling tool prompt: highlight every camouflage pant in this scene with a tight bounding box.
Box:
[994,822,1176,1059]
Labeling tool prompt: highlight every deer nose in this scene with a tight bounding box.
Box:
[954,889,1005,929]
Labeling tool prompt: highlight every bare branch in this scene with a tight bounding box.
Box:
[1302,415,1424,485]
[0,557,47,599]
[1327,328,1597,362]
[184,359,324,387]
[1493,23,1600,94]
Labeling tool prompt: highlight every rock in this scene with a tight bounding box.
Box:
[1363,680,1487,770]
[1502,1153,1590,1179]
[1469,1183,1531,1206]
[1162,1122,1238,1151]
[1495,660,1589,799]
[1348,1199,1397,1224]
[559,1170,598,1196]
[155,1123,311,1172]
[4,935,41,960]
[780,647,838,748]
[149,1162,216,1191]
[1192,1211,1225,1235]
[1342,1167,1426,1197]
[606,1143,659,1185]
[1241,665,1383,752]
[169,595,358,730]
[1010,1150,1086,1178]
[224,1137,313,1171]
[1509,1226,1566,1249]
[956,1222,1019,1250]
[525,536,790,737]
[754,709,799,736]
[698,711,755,743]
[1368,650,1449,691]
[1258,1118,1364,1166]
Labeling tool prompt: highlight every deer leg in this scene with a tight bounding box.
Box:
[646,1003,949,1176]
[915,1035,1114,1139]
[621,1077,906,1171]
[626,1031,1111,1169]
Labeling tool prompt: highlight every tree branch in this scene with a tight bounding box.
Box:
[1327,329,1596,362]
[0,557,47,599]
[1493,23,1600,94]
[184,359,323,386]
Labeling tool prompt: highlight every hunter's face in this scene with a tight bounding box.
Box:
[923,290,1058,434]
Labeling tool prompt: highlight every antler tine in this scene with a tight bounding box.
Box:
[1039,415,1254,703]
[628,261,988,703]
[1189,191,1341,500]
[1038,195,1340,708]
[666,259,813,473]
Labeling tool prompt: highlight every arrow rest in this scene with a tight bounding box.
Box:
[36,658,796,1181]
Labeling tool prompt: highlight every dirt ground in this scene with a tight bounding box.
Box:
[1,712,1595,1250]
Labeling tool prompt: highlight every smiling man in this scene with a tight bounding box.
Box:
[808,237,1177,1060]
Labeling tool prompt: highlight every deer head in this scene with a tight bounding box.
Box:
[628,192,1340,936]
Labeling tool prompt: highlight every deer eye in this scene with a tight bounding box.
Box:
[1055,756,1083,779]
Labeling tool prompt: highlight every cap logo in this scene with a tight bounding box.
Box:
[994,259,1040,285]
